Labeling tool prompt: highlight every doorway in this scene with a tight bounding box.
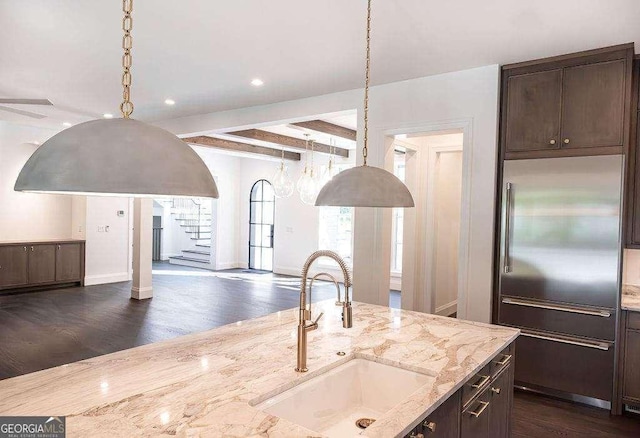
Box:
[249,179,275,271]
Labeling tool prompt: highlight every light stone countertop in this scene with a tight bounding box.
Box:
[622,284,640,312]
[0,301,519,437]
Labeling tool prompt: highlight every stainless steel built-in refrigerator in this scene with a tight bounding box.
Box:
[497,155,623,408]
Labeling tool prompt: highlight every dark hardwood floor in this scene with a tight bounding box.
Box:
[1,262,638,436]
[0,263,369,379]
[513,390,640,437]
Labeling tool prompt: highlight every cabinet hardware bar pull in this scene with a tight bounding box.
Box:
[468,401,490,418]
[491,387,501,394]
[423,421,436,432]
[503,182,512,274]
[471,374,490,389]
[502,297,611,317]
[496,354,512,366]
[521,330,611,351]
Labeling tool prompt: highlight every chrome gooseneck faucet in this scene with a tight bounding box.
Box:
[296,250,353,372]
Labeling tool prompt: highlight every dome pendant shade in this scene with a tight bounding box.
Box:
[14,118,219,198]
[315,165,414,208]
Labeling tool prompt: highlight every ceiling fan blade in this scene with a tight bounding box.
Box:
[0,98,53,105]
[0,105,46,119]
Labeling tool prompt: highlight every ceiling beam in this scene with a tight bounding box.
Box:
[228,129,350,158]
[183,136,300,161]
[291,120,357,142]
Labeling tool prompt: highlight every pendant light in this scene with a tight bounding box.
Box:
[319,138,337,188]
[14,0,218,199]
[315,0,413,208]
[272,145,294,198]
[299,140,319,205]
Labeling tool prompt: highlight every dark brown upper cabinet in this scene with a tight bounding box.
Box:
[501,44,633,160]
[625,56,640,248]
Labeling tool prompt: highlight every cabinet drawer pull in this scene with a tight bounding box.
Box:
[496,354,512,366]
[468,401,490,418]
[471,374,490,389]
[423,421,436,432]
[563,138,570,144]
[521,330,611,351]
[491,387,501,394]
[549,139,556,145]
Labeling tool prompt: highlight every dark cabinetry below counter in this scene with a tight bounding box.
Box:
[0,240,85,293]
[620,311,640,408]
[501,44,633,159]
[404,342,515,438]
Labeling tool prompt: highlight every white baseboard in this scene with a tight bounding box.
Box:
[389,273,402,291]
[131,286,153,300]
[216,261,242,270]
[436,300,458,317]
[84,272,131,286]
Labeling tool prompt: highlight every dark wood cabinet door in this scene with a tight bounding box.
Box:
[561,60,626,148]
[0,246,28,288]
[505,69,562,153]
[28,244,56,284]
[420,390,460,437]
[461,391,490,438]
[623,329,640,402]
[488,367,512,438]
[55,243,82,282]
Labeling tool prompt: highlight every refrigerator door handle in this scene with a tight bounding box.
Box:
[503,182,512,274]
[502,297,612,318]
[520,330,611,351]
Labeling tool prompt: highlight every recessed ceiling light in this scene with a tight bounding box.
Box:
[251,78,264,87]
[62,122,72,127]
[103,113,113,119]
[164,99,175,105]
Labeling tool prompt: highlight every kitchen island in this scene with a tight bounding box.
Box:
[0,301,518,437]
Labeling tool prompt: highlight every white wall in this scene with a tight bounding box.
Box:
[83,196,132,286]
[0,122,72,241]
[156,64,500,323]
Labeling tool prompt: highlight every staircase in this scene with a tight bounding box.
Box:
[168,198,214,270]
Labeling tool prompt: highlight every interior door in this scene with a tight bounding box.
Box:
[505,69,562,152]
[28,244,56,284]
[249,179,275,271]
[0,245,28,288]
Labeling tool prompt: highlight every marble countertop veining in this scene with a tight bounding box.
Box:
[0,301,519,437]
[622,284,640,312]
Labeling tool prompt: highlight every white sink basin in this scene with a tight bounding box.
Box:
[253,358,430,437]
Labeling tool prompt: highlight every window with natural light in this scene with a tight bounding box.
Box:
[318,164,354,266]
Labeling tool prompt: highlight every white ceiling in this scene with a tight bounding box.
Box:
[1,0,639,129]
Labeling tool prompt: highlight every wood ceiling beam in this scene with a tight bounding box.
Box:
[228,129,350,158]
[183,136,301,161]
[291,120,357,142]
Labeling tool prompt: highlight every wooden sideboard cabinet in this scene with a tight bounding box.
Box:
[405,342,515,438]
[500,44,634,160]
[0,240,85,293]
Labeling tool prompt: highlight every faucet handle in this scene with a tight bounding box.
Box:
[313,312,324,325]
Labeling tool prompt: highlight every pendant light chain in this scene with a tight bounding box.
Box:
[120,0,134,118]
[362,0,372,166]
